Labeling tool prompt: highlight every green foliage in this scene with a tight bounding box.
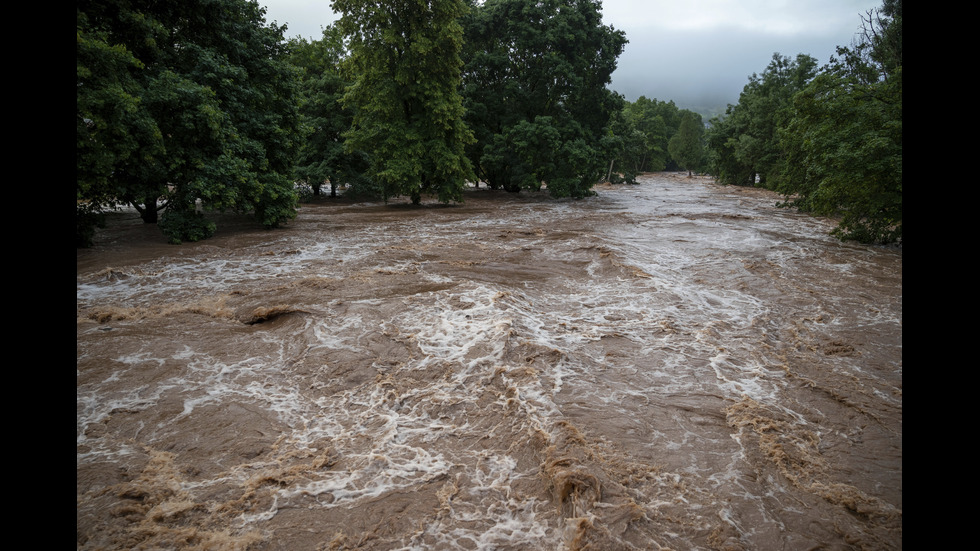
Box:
[705,53,818,188]
[76,0,301,245]
[777,1,902,244]
[76,6,165,241]
[159,209,217,245]
[600,109,642,184]
[333,0,475,205]
[287,26,369,198]
[621,97,681,172]
[76,203,106,248]
[461,0,626,198]
[668,111,704,175]
[704,108,754,186]
[603,96,705,180]
[705,0,902,244]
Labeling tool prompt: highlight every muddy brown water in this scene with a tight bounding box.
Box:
[77,173,902,550]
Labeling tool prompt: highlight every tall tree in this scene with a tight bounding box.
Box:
[77,0,302,244]
[332,0,475,205]
[706,53,817,188]
[776,0,901,244]
[620,97,671,173]
[668,111,704,176]
[77,6,159,245]
[618,96,699,173]
[461,0,627,198]
[601,107,646,183]
[705,106,754,187]
[287,25,367,199]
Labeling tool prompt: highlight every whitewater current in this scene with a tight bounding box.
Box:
[77,173,902,550]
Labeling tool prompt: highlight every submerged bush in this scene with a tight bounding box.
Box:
[159,209,216,244]
[294,182,316,203]
[76,204,106,248]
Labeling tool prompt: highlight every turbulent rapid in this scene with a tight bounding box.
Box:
[76,173,902,550]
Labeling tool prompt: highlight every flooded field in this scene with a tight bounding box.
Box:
[77,172,902,550]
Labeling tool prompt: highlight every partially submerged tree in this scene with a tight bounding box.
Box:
[705,0,901,244]
[461,0,627,198]
[706,52,818,188]
[601,107,646,184]
[288,25,368,199]
[77,0,302,244]
[776,0,902,243]
[77,6,156,246]
[332,0,475,205]
[668,111,704,176]
[621,96,682,173]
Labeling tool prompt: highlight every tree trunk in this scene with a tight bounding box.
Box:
[137,196,160,224]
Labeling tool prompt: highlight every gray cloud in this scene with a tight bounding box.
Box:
[609,24,865,109]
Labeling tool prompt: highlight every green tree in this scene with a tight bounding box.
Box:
[77,7,157,245]
[332,0,475,205]
[287,25,368,199]
[705,106,752,186]
[706,53,817,188]
[668,111,703,176]
[611,96,700,174]
[601,107,646,184]
[776,0,901,244]
[76,0,302,245]
[620,97,671,172]
[461,0,626,198]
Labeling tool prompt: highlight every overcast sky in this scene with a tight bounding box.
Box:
[260,0,881,111]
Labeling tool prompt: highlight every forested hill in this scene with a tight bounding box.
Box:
[78,0,901,247]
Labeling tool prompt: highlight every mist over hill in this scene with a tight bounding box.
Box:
[607,21,867,122]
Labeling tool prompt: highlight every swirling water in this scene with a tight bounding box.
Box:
[77,173,901,550]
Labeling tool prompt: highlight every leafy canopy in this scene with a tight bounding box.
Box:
[76,0,302,245]
[703,0,901,244]
[705,52,818,188]
[777,1,901,243]
[332,0,476,205]
[668,111,704,176]
[461,0,627,197]
[287,25,369,199]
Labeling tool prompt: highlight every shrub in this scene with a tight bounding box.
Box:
[76,204,105,248]
[159,209,216,244]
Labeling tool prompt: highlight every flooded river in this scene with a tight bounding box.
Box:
[77,172,902,550]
